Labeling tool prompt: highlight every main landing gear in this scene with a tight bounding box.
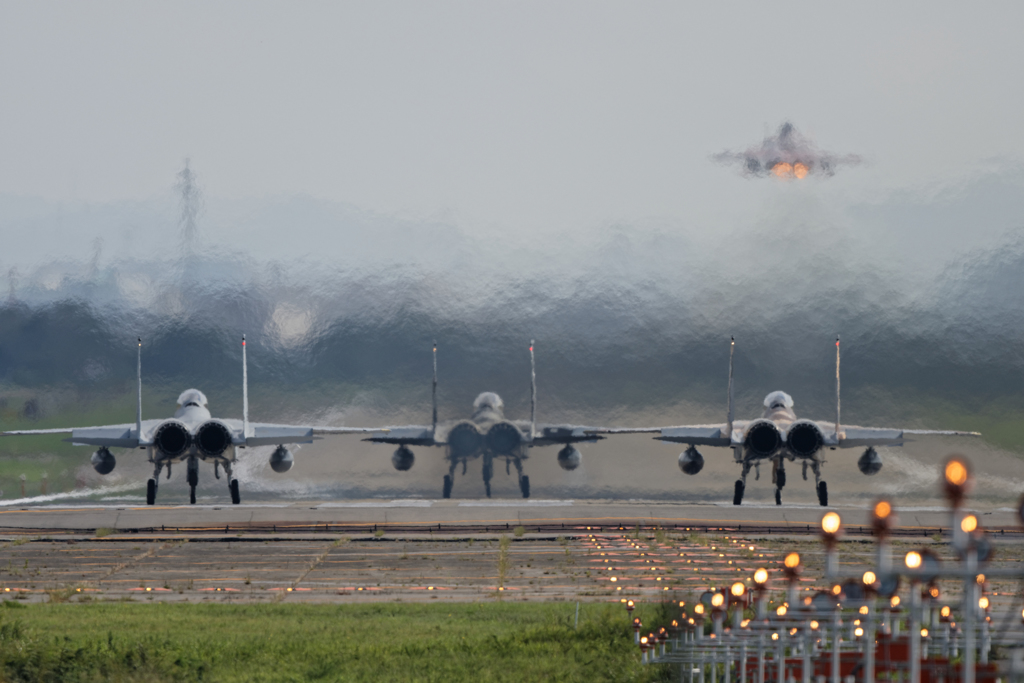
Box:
[772,460,787,506]
[145,458,240,505]
[441,457,531,499]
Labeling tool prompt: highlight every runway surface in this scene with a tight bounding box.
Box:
[0,499,1021,534]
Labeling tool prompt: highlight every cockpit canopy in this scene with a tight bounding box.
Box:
[472,392,504,417]
[763,391,794,411]
[177,389,209,409]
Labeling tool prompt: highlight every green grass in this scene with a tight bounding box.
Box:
[0,601,672,682]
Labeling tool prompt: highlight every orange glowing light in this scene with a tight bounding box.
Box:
[772,162,794,178]
[874,501,892,519]
[945,460,969,487]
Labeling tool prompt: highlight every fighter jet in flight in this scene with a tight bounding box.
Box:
[2,337,381,505]
[365,342,602,499]
[594,337,980,506]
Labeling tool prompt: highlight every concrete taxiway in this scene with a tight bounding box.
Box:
[0,499,1021,534]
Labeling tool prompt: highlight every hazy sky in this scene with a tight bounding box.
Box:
[2,2,1022,244]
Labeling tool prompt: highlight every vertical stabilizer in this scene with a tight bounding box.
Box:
[529,340,537,440]
[242,335,249,439]
[725,337,735,441]
[431,341,438,437]
[835,335,841,437]
[136,338,143,440]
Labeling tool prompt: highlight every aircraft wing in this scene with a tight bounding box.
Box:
[362,426,437,447]
[527,423,606,446]
[834,425,981,448]
[2,423,141,448]
[588,424,731,447]
[244,422,388,447]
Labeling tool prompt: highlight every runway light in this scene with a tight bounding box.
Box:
[809,620,819,630]
[943,455,972,506]
[905,551,923,570]
[711,593,724,608]
[979,597,990,610]
[961,514,978,533]
[859,605,869,615]
[929,586,940,599]
[694,604,705,615]
[610,577,617,582]
[784,553,800,569]
[863,571,876,586]
[789,628,797,636]
[754,568,769,585]
[776,605,787,617]
[977,574,986,585]
[731,582,746,597]
[831,584,842,596]
[855,627,864,637]
[891,596,901,608]
[941,606,951,618]
[771,633,779,641]
[921,628,929,638]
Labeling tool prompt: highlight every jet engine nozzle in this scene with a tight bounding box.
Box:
[857,446,882,476]
[447,421,484,458]
[745,420,782,457]
[91,447,116,475]
[153,421,191,457]
[786,421,824,457]
[392,445,415,471]
[269,445,294,473]
[486,421,524,455]
[196,421,232,457]
[557,445,582,471]
[678,446,704,475]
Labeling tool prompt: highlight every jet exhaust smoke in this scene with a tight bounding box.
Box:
[713,122,861,179]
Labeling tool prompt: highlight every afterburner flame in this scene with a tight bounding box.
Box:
[771,162,809,179]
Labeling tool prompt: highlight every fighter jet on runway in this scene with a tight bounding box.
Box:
[2,337,381,505]
[366,342,603,499]
[594,337,980,507]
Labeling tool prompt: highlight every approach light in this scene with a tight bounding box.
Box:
[821,512,841,536]
[754,568,769,585]
[891,596,901,608]
[943,455,972,506]
[929,586,940,599]
[874,500,891,519]
[862,571,877,586]
[921,628,929,638]
[809,620,819,630]
[784,553,800,568]
[776,605,787,617]
[711,593,724,608]
[730,582,746,598]
[941,606,951,619]
[831,584,842,596]
[961,514,978,533]
[626,600,635,612]
[905,551,922,570]
[694,604,705,615]
[859,605,869,615]
[979,596,990,611]
[771,633,779,641]
[854,627,864,637]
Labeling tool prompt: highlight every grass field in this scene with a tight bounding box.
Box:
[0,600,672,682]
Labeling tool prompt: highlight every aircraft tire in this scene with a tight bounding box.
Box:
[520,475,530,499]
[817,481,828,507]
[189,485,196,505]
[776,469,786,489]
[774,488,782,506]
[442,475,453,499]
[146,479,157,506]
[230,479,240,505]
[733,480,744,506]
